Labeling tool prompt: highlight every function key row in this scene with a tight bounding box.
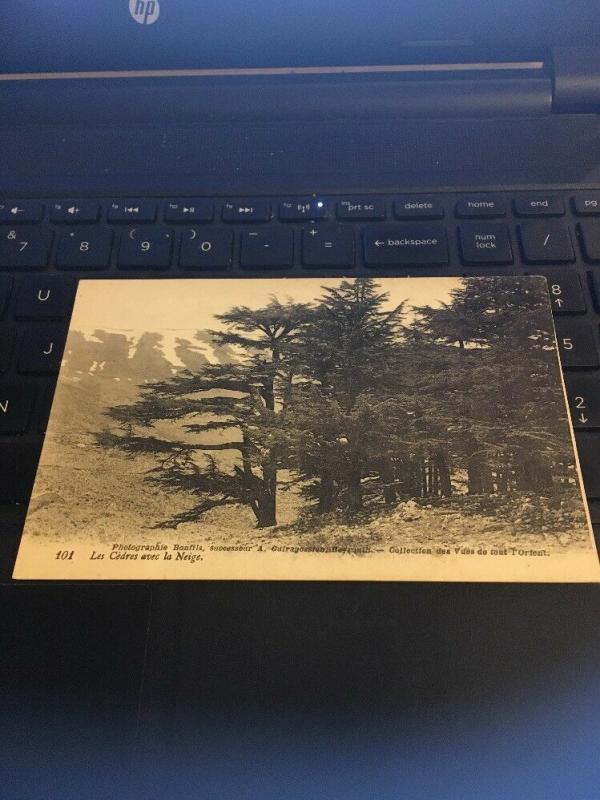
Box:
[4,194,600,225]
[2,221,600,270]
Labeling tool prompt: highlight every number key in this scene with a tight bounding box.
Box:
[56,227,113,270]
[0,226,53,269]
[565,374,600,429]
[539,270,586,315]
[118,227,173,269]
[554,320,600,369]
[179,228,233,270]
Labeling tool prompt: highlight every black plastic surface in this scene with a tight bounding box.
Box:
[0,585,150,800]
[1,1,600,72]
[2,116,600,198]
[553,47,600,112]
[1,111,600,799]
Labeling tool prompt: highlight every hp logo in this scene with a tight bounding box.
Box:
[129,0,160,25]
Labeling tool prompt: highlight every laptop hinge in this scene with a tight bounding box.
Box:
[552,47,600,113]
[0,65,553,123]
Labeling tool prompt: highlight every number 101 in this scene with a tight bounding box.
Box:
[55,550,74,561]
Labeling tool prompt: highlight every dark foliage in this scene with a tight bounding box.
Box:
[97,277,574,529]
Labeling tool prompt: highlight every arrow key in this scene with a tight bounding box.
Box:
[566,374,600,429]
[537,270,586,315]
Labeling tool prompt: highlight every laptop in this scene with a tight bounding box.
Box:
[1,2,600,798]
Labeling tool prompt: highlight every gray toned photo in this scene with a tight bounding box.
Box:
[13,276,599,581]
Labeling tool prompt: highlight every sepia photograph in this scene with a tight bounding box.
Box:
[13,276,600,581]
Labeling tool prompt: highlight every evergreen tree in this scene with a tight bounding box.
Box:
[285,278,406,512]
[97,299,310,528]
[412,277,568,495]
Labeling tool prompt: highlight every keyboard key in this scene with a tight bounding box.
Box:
[118,227,173,270]
[0,328,16,372]
[0,275,12,317]
[0,226,53,269]
[108,201,156,223]
[363,224,448,266]
[0,442,40,502]
[14,277,76,319]
[578,221,600,263]
[573,193,600,216]
[0,202,44,224]
[394,197,444,220]
[513,196,564,217]
[240,229,293,269]
[302,226,354,267]
[586,271,600,313]
[539,270,586,315]
[576,434,600,498]
[49,201,100,224]
[279,199,328,221]
[56,227,113,270]
[18,325,66,374]
[520,222,575,264]
[179,228,233,270]
[0,383,35,434]
[337,199,386,221]
[554,320,599,369]
[455,197,506,218]
[565,374,600,429]
[223,201,271,223]
[164,200,214,224]
[459,223,513,265]
[35,384,55,434]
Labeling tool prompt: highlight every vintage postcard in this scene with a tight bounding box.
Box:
[12,276,600,581]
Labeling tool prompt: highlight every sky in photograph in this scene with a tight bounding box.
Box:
[68,277,464,366]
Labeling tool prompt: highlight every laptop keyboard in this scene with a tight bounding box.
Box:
[2,190,600,520]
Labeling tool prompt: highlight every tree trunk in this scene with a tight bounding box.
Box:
[346,460,363,511]
[426,460,434,496]
[514,452,553,493]
[495,470,508,493]
[256,465,277,527]
[421,461,427,498]
[435,450,452,497]
[379,458,397,505]
[467,453,493,494]
[318,472,336,513]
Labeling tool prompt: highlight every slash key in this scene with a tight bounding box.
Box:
[520,222,574,264]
